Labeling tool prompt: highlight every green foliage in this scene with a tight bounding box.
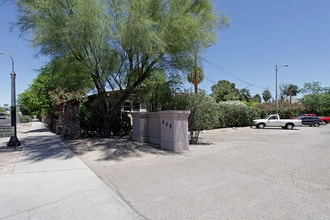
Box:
[79,95,132,137]
[187,67,204,84]
[279,83,299,103]
[40,55,93,93]
[262,89,272,102]
[169,93,263,143]
[218,101,259,128]
[79,98,102,137]
[299,82,330,116]
[133,70,183,112]
[19,115,32,123]
[49,88,87,106]
[170,91,219,144]
[257,101,306,119]
[301,81,324,95]
[16,0,225,137]
[18,55,93,118]
[211,80,240,102]
[239,88,252,102]
[251,94,262,104]
[303,93,330,116]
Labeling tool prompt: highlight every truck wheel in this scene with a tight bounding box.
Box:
[314,122,320,127]
[286,124,294,130]
[258,123,265,129]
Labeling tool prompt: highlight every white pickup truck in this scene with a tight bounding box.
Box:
[253,114,302,129]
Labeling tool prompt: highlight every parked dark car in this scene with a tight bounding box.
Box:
[0,113,7,119]
[297,116,324,127]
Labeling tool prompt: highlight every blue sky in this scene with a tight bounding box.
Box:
[198,0,330,97]
[1,0,330,106]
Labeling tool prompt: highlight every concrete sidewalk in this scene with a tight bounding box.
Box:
[0,122,140,220]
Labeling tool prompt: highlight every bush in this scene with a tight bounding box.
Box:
[303,93,330,116]
[170,92,219,144]
[257,101,306,119]
[79,96,132,137]
[20,115,32,123]
[218,101,259,128]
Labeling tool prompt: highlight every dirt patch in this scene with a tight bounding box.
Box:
[0,122,32,175]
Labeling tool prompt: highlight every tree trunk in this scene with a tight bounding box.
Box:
[97,89,111,138]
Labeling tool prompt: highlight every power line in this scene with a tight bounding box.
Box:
[201,57,269,91]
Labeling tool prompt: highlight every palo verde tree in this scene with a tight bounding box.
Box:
[15,0,226,137]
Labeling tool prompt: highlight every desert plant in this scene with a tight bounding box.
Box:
[170,91,219,144]
[218,101,259,128]
[20,115,32,123]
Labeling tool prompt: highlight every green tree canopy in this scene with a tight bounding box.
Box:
[239,88,252,102]
[134,70,183,112]
[251,94,262,103]
[303,93,330,116]
[16,0,227,137]
[18,55,93,117]
[301,81,324,95]
[211,80,240,102]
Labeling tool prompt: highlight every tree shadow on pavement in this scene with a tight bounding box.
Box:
[28,127,50,133]
[22,135,75,161]
[64,137,174,161]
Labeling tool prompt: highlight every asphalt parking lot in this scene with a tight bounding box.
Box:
[81,125,330,219]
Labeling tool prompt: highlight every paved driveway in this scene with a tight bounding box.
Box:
[70,125,330,219]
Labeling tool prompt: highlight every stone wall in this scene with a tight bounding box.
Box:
[56,100,80,139]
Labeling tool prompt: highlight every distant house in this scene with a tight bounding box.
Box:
[284,96,301,103]
[122,99,147,113]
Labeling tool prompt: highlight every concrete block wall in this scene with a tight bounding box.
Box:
[131,111,190,152]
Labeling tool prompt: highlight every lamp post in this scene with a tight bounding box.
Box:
[0,52,21,147]
[275,64,289,110]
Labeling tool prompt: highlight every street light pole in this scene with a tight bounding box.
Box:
[0,52,21,147]
[275,64,289,110]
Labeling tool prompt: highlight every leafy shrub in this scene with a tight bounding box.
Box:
[218,101,259,128]
[79,96,132,137]
[303,93,330,116]
[20,115,32,123]
[169,91,219,144]
[79,98,102,137]
[257,101,306,119]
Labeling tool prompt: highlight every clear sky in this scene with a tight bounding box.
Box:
[1,0,330,106]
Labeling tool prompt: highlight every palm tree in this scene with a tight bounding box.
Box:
[262,89,272,102]
[187,66,204,94]
[286,84,299,103]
